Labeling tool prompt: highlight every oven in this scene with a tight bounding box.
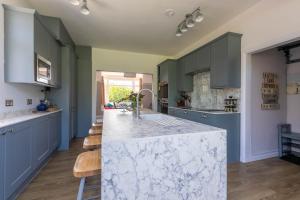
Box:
[36,54,52,85]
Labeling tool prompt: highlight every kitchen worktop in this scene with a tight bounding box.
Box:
[0,109,62,128]
[101,109,227,200]
[169,106,240,114]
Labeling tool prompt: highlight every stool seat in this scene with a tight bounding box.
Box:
[73,150,101,178]
[83,135,101,150]
[89,128,102,135]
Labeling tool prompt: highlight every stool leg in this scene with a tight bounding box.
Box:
[77,177,86,200]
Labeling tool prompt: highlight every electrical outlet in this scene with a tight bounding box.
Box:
[5,99,13,107]
[26,99,32,105]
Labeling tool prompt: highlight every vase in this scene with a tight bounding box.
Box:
[37,100,48,111]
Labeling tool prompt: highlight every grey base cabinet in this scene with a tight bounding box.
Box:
[0,112,61,200]
[168,107,240,163]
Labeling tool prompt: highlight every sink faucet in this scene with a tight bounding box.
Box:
[136,88,155,119]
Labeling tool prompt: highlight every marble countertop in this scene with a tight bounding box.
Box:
[102,109,224,141]
[169,106,240,114]
[0,109,62,128]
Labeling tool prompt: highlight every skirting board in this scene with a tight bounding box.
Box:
[242,150,278,163]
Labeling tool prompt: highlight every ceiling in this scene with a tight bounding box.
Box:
[27,0,261,56]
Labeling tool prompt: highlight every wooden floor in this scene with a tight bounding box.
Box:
[18,139,300,200]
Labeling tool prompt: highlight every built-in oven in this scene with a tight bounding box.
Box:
[36,54,52,85]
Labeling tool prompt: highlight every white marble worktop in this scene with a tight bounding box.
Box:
[101,109,227,200]
[0,109,62,129]
[169,106,240,114]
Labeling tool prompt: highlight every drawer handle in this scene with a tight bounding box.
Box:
[201,114,208,118]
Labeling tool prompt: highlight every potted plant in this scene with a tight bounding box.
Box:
[118,91,144,111]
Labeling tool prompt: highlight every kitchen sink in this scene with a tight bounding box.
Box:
[139,114,184,126]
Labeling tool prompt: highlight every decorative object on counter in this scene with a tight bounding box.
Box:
[177,92,191,107]
[224,96,238,112]
[36,100,48,112]
[261,72,280,110]
[287,82,300,95]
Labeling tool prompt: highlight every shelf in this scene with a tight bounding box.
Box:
[282,132,300,140]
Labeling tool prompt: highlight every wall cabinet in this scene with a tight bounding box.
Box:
[210,33,242,88]
[4,5,61,88]
[177,58,193,92]
[158,59,178,107]
[0,112,61,200]
[185,44,211,75]
[168,107,240,163]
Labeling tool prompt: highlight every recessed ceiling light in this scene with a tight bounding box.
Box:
[80,0,90,15]
[165,9,176,17]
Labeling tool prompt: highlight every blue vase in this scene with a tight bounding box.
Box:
[37,100,48,111]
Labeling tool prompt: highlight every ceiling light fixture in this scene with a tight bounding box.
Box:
[80,0,90,15]
[185,14,195,28]
[175,7,204,37]
[69,0,80,6]
[193,9,204,23]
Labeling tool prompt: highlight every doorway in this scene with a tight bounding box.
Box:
[95,71,153,117]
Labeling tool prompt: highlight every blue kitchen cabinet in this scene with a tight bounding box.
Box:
[32,117,50,169]
[3,122,33,199]
[177,58,193,92]
[210,32,242,88]
[185,44,211,75]
[158,59,178,107]
[49,112,61,152]
[168,107,240,163]
[0,112,61,200]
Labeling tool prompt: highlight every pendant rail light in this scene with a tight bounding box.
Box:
[80,0,90,15]
[175,7,204,37]
[69,0,90,15]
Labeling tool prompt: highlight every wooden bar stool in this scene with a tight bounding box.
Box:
[88,128,101,136]
[83,135,101,150]
[73,150,101,200]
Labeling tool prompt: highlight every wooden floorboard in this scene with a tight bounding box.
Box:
[17,139,300,200]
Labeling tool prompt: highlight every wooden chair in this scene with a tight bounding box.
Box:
[88,128,102,136]
[73,150,101,200]
[83,135,101,150]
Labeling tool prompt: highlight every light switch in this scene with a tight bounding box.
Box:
[27,99,32,105]
[5,99,13,107]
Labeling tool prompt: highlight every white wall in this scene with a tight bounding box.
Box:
[92,48,167,121]
[287,48,300,133]
[250,49,286,161]
[0,0,43,114]
[173,0,300,162]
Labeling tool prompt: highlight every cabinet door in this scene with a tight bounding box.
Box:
[34,17,50,60]
[168,107,176,116]
[195,45,211,72]
[49,37,61,87]
[0,129,5,200]
[32,117,50,169]
[176,59,193,92]
[49,114,59,152]
[210,36,229,88]
[4,123,33,199]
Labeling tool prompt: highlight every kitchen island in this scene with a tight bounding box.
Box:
[101,109,227,200]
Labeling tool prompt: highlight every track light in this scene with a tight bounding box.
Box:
[185,14,195,28]
[176,29,182,37]
[179,22,188,33]
[175,7,204,37]
[193,9,204,23]
[69,0,80,6]
[80,0,90,15]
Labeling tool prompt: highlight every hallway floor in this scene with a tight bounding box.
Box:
[17,139,300,200]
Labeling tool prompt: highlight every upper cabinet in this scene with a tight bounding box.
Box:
[185,44,211,75]
[3,4,62,88]
[177,58,193,92]
[158,59,178,106]
[210,33,242,88]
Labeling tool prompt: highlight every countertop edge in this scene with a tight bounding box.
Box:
[0,109,62,129]
[168,106,240,115]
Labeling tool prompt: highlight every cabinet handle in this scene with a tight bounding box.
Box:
[201,114,208,118]
[0,131,6,136]
[183,111,188,114]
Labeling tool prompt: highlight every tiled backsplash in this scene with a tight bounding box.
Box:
[189,72,240,110]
